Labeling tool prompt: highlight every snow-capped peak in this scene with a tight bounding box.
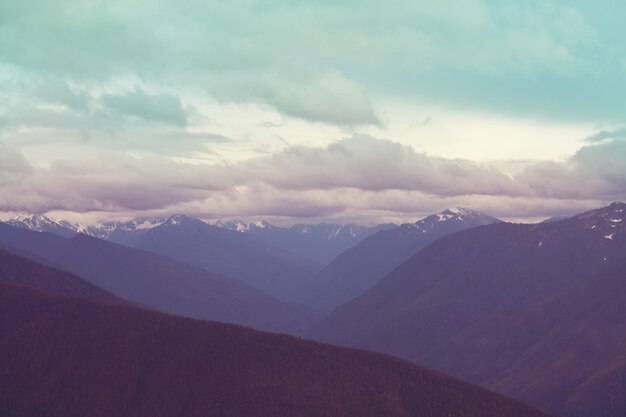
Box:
[6,214,77,236]
[7,214,71,232]
[164,214,190,226]
[9,214,60,228]
[403,207,500,234]
[211,219,273,233]
[78,217,166,239]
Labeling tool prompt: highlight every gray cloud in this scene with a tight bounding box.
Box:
[240,135,525,195]
[584,128,626,142]
[0,154,228,213]
[0,143,32,179]
[34,80,91,111]
[262,72,382,126]
[516,138,626,201]
[0,135,626,223]
[2,135,624,223]
[100,88,189,127]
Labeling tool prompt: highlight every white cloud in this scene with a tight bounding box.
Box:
[265,71,381,126]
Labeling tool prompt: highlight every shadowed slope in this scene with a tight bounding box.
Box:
[0,282,554,417]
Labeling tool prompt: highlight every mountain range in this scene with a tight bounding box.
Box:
[6,203,626,416]
[4,214,396,301]
[311,202,626,416]
[6,214,394,264]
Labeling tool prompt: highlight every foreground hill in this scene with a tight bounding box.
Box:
[0,224,308,332]
[0,282,553,417]
[312,202,626,416]
[302,207,500,311]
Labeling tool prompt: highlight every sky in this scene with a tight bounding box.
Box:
[1,0,625,225]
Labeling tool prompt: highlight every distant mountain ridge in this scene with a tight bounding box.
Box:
[131,214,322,301]
[0,222,310,332]
[213,220,397,264]
[300,207,501,312]
[4,214,395,264]
[5,214,167,245]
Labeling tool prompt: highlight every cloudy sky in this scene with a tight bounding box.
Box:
[1,0,625,224]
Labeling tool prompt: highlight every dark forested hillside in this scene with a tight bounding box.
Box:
[0,282,554,417]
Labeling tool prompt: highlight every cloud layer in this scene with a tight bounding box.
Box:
[1,135,624,223]
[1,1,625,223]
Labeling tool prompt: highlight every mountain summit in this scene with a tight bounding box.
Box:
[6,214,77,238]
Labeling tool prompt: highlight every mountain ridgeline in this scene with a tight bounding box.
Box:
[311,202,626,417]
[4,214,396,301]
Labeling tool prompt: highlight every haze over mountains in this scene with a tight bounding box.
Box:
[4,209,495,307]
[5,214,397,301]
